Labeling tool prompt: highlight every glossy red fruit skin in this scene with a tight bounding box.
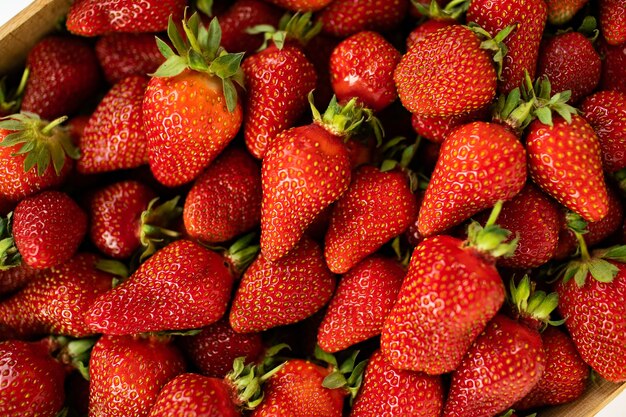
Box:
[260,123,351,262]
[411,107,489,144]
[143,70,243,187]
[21,36,102,120]
[89,335,186,417]
[330,31,400,112]
[598,39,626,95]
[417,121,527,237]
[317,256,405,352]
[230,237,335,333]
[600,0,626,46]
[381,235,506,375]
[0,263,39,296]
[242,44,317,160]
[406,19,455,51]
[536,32,601,104]
[149,373,240,417]
[319,0,409,38]
[96,34,165,85]
[13,191,87,269]
[179,319,263,379]
[350,350,443,417]
[89,180,156,259]
[526,115,609,222]
[580,90,626,173]
[557,262,626,382]
[324,166,417,274]
[0,340,66,416]
[85,240,235,335]
[217,0,282,54]
[78,75,150,173]
[514,327,589,410]
[250,360,345,417]
[467,0,547,94]
[443,315,546,417]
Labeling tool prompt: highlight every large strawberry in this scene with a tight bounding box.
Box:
[143,14,244,186]
[600,0,626,46]
[318,0,409,37]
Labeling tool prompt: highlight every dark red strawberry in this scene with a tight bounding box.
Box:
[598,39,626,94]
[318,0,409,37]
[0,263,39,296]
[411,106,489,144]
[96,33,165,85]
[21,36,102,120]
[600,0,626,46]
[545,0,589,25]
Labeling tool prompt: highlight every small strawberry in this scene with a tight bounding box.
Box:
[89,334,186,417]
[66,0,186,36]
[143,14,244,186]
[21,36,102,120]
[598,39,626,94]
[411,106,489,144]
[183,147,261,244]
[318,0,409,38]
[600,0,626,46]
[545,0,589,25]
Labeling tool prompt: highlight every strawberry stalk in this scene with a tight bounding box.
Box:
[509,275,563,328]
[247,12,322,51]
[464,200,519,258]
[469,23,517,79]
[205,232,260,278]
[138,196,183,262]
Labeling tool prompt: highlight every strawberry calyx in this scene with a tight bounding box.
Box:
[509,275,563,330]
[0,69,28,115]
[95,259,130,287]
[50,336,97,381]
[464,200,518,259]
[555,16,599,42]
[469,23,516,80]
[520,72,578,127]
[196,0,213,16]
[203,232,260,278]
[138,196,183,263]
[153,11,245,113]
[0,112,79,176]
[247,12,322,51]
[379,136,421,192]
[0,212,20,270]
[316,346,367,402]
[412,0,469,22]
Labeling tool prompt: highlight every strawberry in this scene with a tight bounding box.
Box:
[406,19,456,51]
[526,115,609,222]
[0,339,66,416]
[349,350,443,417]
[143,15,244,187]
[263,0,333,12]
[66,0,186,36]
[242,14,318,160]
[21,36,102,120]
[317,255,405,352]
[318,0,409,38]
[600,0,626,46]
[0,253,113,339]
[89,334,186,417]
[598,39,626,94]
[0,263,38,296]
[411,106,489,144]
[467,0,547,94]
[536,32,601,104]
[545,0,589,25]
[580,90,626,173]
[85,239,236,335]
[78,75,150,173]
[95,33,165,85]
[513,327,589,410]
[230,236,335,333]
[417,121,526,237]
[329,31,401,112]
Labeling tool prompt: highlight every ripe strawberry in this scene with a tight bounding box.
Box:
[417,121,526,237]
[580,90,626,173]
[350,350,443,417]
[411,106,489,144]
[89,334,186,417]
[514,327,589,410]
[467,0,547,94]
[600,0,626,46]
[526,115,609,222]
[143,15,244,187]
[21,36,102,120]
[85,239,235,335]
[406,18,456,51]
[545,0,589,25]
[230,236,335,333]
[66,0,186,36]
[329,31,400,112]
[324,165,418,274]
[78,75,149,173]
[95,33,165,85]
[0,339,66,416]
[0,253,113,339]
[598,39,626,94]
[318,0,409,37]
[0,263,38,296]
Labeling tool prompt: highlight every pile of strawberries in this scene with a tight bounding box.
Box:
[0,0,625,415]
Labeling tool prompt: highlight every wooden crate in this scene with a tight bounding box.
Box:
[0,0,624,416]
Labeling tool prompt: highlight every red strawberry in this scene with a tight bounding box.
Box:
[0,263,39,296]
[0,339,66,416]
[318,0,409,38]
[324,165,418,274]
[21,36,102,120]
[96,33,165,85]
[329,31,401,112]
[143,15,244,187]
[600,0,626,46]
[184,147,261,244]
[536,32,601,104]
[598,39,626,94]
[411,106,489,144]
[580,90,626,173]
[514,327,589,410]
[0,253,113,339]
[417,121,526,237]
[317,255,405,352]
[545,0,589,25]
[406,19,456,51]
[263,0,333,12]
[78,75,149,173]
[349,350,443,417]
[85,239,235,335]
[89,334,186,417]
[526,115,609,222]
[467,0,547,94]
[230,236,335,333]
[66,0,186,36]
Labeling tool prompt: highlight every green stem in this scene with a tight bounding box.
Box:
[485,200,504,227]
[41,116,68,135]
[574,230,591,262]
